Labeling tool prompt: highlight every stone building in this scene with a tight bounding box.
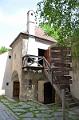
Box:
[2,10,56,103]
[0,10,79,106]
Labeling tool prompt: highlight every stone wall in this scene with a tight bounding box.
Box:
[70,59,79,99]
[20,70,46,101]
[0,51,12,97]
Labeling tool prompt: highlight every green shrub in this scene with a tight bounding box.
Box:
[0,46,9,54]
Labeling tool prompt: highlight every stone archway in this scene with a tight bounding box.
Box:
[12,71,20,99]
[44,82,55,104]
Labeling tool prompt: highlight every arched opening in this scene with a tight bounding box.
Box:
[12,71,20,99]
[44,82,55,104]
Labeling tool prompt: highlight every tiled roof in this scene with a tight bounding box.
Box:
[34,27,56,42]
[10,27,57,47]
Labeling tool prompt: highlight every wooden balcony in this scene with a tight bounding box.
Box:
[22,55,44,70]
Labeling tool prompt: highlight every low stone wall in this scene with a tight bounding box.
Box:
[70,59,79,99]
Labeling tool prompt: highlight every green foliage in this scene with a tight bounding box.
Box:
[36,0,79,56]
[0,46,9,54]
[41,23,60,40]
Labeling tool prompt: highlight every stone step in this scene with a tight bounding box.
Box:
[65,91,79,108]
[65,94,72,98]
[67,102,79,108]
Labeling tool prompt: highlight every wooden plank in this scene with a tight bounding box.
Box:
[52,79,72,84]
[52,71,69,76]
[51,67,72,71]
[51,47,71,50]
[55,75,72,80]
[51,58,61,61]
[53,62,71,67]
[51,55,71,60]
[51,54,62,58]
[60,85,70,89]
[63,56,72,60]
[51,50,71,55]
[51,58,72,63]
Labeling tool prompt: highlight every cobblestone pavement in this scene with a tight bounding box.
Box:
[0,102,16,120]
[0,96,79,120]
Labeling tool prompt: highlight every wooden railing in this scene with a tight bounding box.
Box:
[43,57,52,83]
[22,55,44,69]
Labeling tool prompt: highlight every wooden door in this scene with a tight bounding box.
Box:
[38,49,45,66]
[13,81,20,99]
[44,82,55,104]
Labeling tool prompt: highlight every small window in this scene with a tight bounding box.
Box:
[31,13,33,16]
[6,82,9,86]
[9,55,11,59]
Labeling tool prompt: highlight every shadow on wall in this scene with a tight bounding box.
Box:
[0,51,12,97]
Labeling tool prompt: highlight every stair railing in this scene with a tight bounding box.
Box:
[43,56,62,98]
[43,57,53,84]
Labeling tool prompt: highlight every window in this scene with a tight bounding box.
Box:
[31,13,33,16]
[9,55,11,59]
[6,82,9,86]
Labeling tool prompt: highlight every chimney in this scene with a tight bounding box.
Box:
[27,10,35,35]
[26,10,37,56]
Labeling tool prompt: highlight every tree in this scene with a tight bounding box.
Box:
[36,0,79,47]
[0,46,9,54]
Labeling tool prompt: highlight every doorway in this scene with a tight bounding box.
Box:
[44,82,55,104]
[13,81,20,99]
[38,48,45,66]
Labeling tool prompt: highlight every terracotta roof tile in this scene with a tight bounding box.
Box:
[35,27,56,42]
[10,27,57,47]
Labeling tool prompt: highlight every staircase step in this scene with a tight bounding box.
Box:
[68,102,79,108]
[65,92,72,97]
[64,90,79,108]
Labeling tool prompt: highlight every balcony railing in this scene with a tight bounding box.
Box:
[22,55,44,70]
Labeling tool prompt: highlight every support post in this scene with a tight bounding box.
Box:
[62,89,65,120]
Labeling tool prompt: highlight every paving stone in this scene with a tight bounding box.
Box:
[20,112,33,118]
[17,104,31,109]
[23,118,50,120]
[12,108,26,112]
[0,103,16,120]
[36,113,48,118]
[1,97,79,120]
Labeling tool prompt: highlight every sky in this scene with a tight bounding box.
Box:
[0,0,40,47]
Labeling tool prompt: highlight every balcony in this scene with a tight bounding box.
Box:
[22,55,44,70]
